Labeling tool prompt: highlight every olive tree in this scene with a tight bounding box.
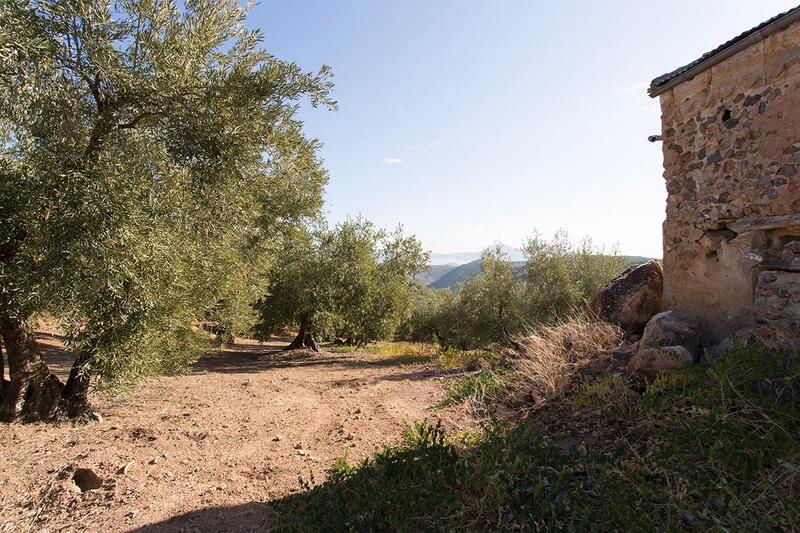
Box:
[400,235,624,350]
[406,246,523,350]
[254,218,428,351]
[523,230,623,323]
[449,247,527,347]
[0,0,332,421]
[396,285,454,347]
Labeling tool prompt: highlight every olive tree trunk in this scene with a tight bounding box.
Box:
[0,339,7,399]
[433,329,448,350]
[0,318,64,422]
[60,350,93,419]
[285,318,320,352]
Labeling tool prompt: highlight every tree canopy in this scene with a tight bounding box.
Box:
[0,0,333,420]
[254,218,428,351]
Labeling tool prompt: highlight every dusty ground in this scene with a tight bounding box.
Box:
[0,335,469,532]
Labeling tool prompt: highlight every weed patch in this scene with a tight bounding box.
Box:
[269,342,800,531]
[437,370,507,407]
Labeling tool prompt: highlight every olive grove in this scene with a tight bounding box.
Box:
[400,234,624,350]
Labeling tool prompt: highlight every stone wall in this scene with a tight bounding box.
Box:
[658,21,800,343]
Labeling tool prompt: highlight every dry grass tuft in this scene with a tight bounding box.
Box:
[499,318,623,412]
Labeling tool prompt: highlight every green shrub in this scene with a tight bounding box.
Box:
[399,233,624,351]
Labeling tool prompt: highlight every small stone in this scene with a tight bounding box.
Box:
[465,358,484,372]
[117,461,136,475]
[760,272,778,284]
[756,175,772,188]
[72,468,103,492]
[293,443,302,449]
[639,311,702,357]
[90,411,104,423]
[272,435,283,442]
[345,433,355,441]
[59,480,81,494]
[628,345,693,380]
[611,351,634,363]
[781,241,800,263]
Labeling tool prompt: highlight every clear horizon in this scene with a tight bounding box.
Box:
[249,1,797,258]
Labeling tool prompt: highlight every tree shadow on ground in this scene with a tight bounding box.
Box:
[128,502,274,532]
[128,423,536,532]
[193,345,451,384]
[30,330,451,384]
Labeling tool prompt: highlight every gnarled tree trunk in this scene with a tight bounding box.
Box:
[0,318,64,422]
[433,329,447,350]
[60,350,93,419]
[285,318,320,352]
[0,339,7,400]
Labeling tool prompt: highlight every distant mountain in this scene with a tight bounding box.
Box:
[429,244,525,266]
[622,256,652,266]
[428,259,526,290]
[414,263,460,286]
[426,255,655,290]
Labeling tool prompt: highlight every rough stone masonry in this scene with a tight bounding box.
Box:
[649,8,800,346]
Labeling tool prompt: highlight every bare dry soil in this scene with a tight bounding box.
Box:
[0,335,468,532]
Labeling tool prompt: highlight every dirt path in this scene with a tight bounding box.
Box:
[0,337,469,532]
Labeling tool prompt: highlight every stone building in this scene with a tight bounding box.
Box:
[649,7,800,345]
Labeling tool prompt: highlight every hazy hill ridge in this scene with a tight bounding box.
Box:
[428,259,525,289]
[429,244,525,266]
[424,254,653,290]
[413,264,460,286]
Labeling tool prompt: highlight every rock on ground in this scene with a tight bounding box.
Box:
[627,345,693,380]
[639,310,702,359]
[590,260,664,333]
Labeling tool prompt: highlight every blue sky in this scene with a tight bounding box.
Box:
[250,1,797,258]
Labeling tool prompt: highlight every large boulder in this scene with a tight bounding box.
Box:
[627,345,693,379]
[590,260,664,333]
[639,311,702,359]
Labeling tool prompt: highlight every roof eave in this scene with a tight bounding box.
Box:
[648,8,800,98]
